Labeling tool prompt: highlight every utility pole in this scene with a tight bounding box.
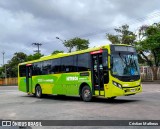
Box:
[32,43,42,54]
[2,51,5,66]
[2,51,7,85]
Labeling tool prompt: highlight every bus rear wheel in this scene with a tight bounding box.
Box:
[81,86,92,102]
[35,86,42,98]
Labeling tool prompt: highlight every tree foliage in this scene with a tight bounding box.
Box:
[136,23,160,66]
[27,53,43,61]
[52,50,64,54]
[6,52,27,77]
[107,24,136,45]
[136,23,160,80]
[63,37,89,52]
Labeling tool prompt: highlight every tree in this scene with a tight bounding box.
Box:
[73,38,89,51]
[63,40,74,53]
[63,37,89,52]
[136,23,160,80]
[106,24,136,45]
[7,52,27,77]
[0,66,5,78]
[27,53,43,61]
[52,50,64,54]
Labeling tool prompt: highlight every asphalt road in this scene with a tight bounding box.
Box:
[0,84,160,129]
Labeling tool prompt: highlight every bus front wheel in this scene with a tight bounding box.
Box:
[35,86,42,98]
[81,86,92,102]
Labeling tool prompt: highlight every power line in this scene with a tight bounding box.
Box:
[73,11,160,38]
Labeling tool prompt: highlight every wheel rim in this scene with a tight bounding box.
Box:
[84,89,91,98]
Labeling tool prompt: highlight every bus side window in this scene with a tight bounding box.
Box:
[51,58,61,74]
[19,65,26,77]
[42,60,52,75]
[61,56,76,73]
[32,62,42,76]
[77,53,90,72]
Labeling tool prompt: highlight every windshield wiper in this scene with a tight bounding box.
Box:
[118,52,128,66]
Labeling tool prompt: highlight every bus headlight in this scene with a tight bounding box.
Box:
[112,81,122,89]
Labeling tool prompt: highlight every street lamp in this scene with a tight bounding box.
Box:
[56,37,66,43]
[55,37,72,52]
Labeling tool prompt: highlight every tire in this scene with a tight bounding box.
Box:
[81,86,92,102]
[35,85,42,98]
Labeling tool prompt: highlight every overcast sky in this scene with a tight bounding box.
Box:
[0,0,160,65]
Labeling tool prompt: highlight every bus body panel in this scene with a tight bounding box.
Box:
[19,71,92,96]
[18,77,27,92]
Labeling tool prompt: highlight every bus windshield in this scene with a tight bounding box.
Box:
[111,53,140,76]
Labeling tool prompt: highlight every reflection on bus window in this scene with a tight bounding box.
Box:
[111,53,140,76]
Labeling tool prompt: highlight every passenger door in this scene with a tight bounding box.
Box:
[26,64,32,93]
[91,50,109,96]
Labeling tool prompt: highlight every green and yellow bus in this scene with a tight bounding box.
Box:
[18,44,142,101]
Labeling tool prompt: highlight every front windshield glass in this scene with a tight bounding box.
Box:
[111,53,140,76]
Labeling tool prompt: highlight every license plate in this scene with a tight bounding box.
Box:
[130,88,135,92]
